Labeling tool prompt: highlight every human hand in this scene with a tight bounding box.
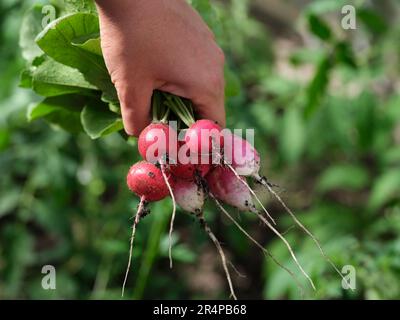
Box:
[95,0,226,136]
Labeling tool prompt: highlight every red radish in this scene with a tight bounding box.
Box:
[184,120,224,164]
[138,123,177,164]
[173,179,205,213]
[223,132,260,176]
[126,161,173,201]
[206,166,255,212]
[170,162,211,181]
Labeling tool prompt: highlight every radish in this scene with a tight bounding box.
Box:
[125,93,340,296]
[138,123,177,164]
[184,119,224,164]
[123,160,175,296]
[223,132,260,176]
[169,140,211,180]
[173,179,205,214]
[206,166,255,212]
[206,166,273,223]
[169,161,211,181]
[126,161,172,201]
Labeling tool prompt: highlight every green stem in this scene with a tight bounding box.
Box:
[162,93,195,126]
[160,107,171,123]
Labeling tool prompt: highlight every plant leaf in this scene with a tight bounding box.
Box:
[27,95,86,121]
[31,57,98,96]
[72,35,102,56]
[80,104,123,139]
[35,12,117,100]
[307,14,332,41]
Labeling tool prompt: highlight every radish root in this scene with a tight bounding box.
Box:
[209,193,305,298]
[122,196,147,297]
[250,206,316,290]
[255,174,350,289]
[194,211,238,300]
[160,162,176,269]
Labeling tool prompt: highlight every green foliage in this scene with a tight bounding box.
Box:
[0,0,399,300]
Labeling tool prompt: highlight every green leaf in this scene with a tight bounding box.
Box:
[369,170,400,210]
[61,0,97,14]
[19,69,33,89]
[304,56,332,118]
[31,58,97,96]
[35,13,117,100]
[71,35,102,56]
[317,165,369,192]
[36,13,102,70]
[81,104,123,139]
[19,5,44,62]
[45,107,84,134]
[27,95,85,121]
[307,14,332,41]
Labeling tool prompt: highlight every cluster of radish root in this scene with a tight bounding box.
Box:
[122,92,346,299]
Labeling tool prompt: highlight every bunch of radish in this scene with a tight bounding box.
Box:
[122,92,345,299]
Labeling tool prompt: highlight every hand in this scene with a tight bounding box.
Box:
[95,0,226,136]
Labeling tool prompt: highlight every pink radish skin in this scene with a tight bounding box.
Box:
[223,132,260,176]
[173,179,205,214]
[127,161,174,202]
[138,123,177,164]
[184,120,224,163]
[206,166,255,212]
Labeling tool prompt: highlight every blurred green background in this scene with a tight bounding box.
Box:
[1,0,400,299]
